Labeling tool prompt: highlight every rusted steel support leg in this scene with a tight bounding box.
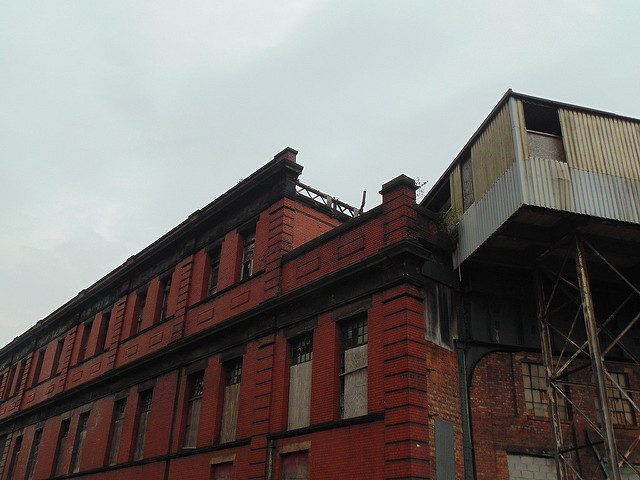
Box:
[536,272,568,480]
[575,236,621,480]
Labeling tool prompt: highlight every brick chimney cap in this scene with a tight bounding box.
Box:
[273,147,298,162]
[379,174,418,195]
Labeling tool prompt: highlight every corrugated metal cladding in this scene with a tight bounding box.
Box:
[454,161,523,266]
[522,156,640,224]
[470,104,516,202]
[559,109,640,180]
[449,164,463,214]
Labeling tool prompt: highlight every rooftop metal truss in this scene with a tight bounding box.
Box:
[295,181,361,218]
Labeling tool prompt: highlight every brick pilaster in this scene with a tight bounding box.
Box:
[382,285,430,480]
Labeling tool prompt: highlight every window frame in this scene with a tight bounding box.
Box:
[70,411,90,473]
[240,228,256,281]
[339,314,369,419]
[183,371,204,449]
[106,398,127,466]
[133,389,153,461]
[521,362,569,420]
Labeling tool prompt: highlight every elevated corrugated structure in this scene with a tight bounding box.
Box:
[424,90,640,268]
[424,91,640,480]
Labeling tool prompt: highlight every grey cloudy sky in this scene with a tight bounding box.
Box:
[1,0,639,348]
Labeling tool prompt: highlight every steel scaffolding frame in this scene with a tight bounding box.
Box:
[536,234,640,480]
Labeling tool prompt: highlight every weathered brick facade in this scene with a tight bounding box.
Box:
[2,92,640,480]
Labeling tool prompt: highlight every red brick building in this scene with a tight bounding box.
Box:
[1,91,640,480]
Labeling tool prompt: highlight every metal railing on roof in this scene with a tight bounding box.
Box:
[295,181,361,218]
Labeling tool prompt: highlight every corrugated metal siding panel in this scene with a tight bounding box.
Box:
[559,109,640,180]
[516,100,530,159]
[455,161,523,266]
[523,156,640,224]
[471,104,516,202]
[449,164,463,214]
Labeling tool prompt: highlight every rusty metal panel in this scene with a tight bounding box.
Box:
[287,361,312,430]
[559,109,640,180]
[449,164,463,214]
[219,384,240,444]
[471,104,516,202]
[342,344,367,419]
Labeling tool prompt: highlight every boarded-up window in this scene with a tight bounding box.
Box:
[340,315,368,419]
[282,451,308,480]
[241,229,255,280]
[183,372,204,448]
[133,389,153,460]
[107,398,127,465]
[212,462,233,480]
[70,411,90,473]
[522,363,568,420]
[435,419,454,480]
[219,358,242,444]
[288,335,313,430]
[507,454,558,480]
[5,434,22,480]
[461,156,474,212]
[52,418,70,476]
[25,428,43,480]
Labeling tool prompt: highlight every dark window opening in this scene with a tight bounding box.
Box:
[13,361,25,397]
[4,365,16,399]
[70,411,90,473]
[133,389,153,460]
[425,280,455,349]
[107,398,127,465]
[0,435,8,473]
[135,290,147,334]
[290,334,313,366]
[78,321,93,363]
[51,339,64,378]
[523,102,562,136]
[240,229,255,280]
[208,248,221,295]
[52,418,70,476]
[183,372,204,448]
[31,349,46,387]
[226,358,242,386]
[97,310,111,353]
[160,277,172,322]
[5,434,22,480]
[25,428,43,480]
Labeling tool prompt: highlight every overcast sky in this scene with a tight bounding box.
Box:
[1,0,639,348]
